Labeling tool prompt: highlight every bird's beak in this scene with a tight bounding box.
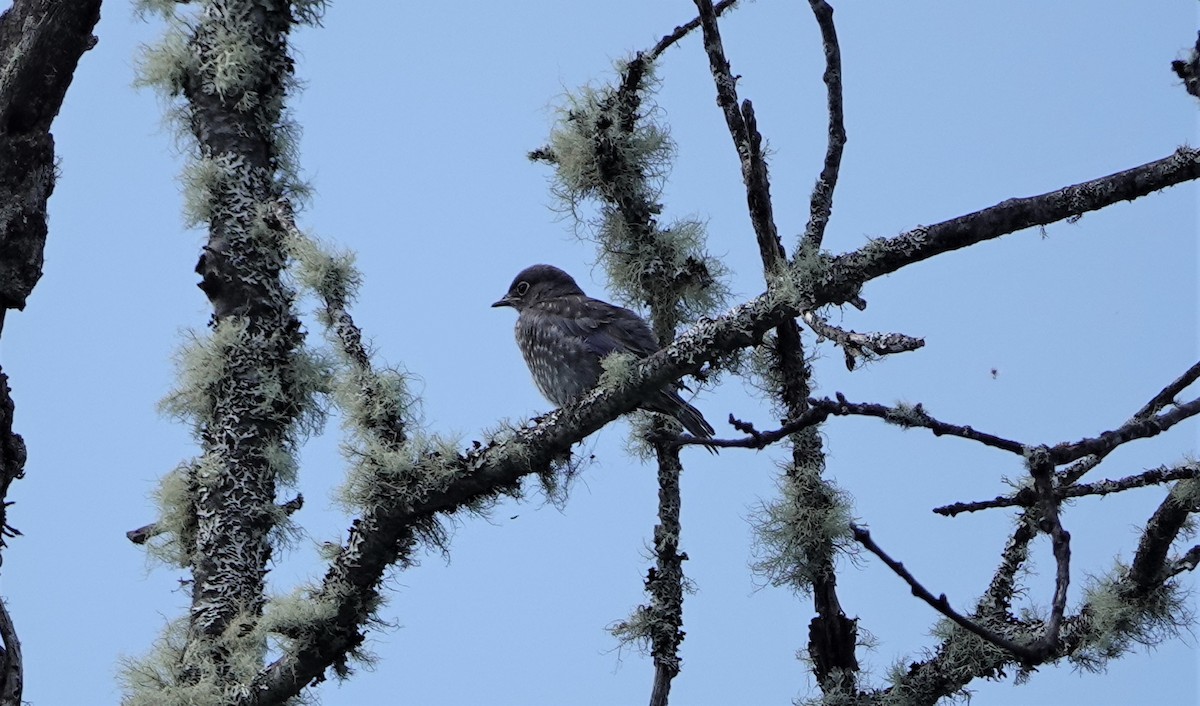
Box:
[491,296,514,308]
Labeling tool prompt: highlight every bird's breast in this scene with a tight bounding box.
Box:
[514,313,602,406]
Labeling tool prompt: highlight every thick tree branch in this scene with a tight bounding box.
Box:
[0,8,98,703]
[1129,480,1200,593]
[0,0,101,311]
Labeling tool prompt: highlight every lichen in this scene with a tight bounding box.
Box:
[1070,564,1192,671]
[751,460,856,593]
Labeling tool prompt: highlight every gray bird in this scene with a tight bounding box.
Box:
[492,264,715,441]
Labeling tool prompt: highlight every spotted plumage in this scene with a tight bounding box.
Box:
[492,264,714,441]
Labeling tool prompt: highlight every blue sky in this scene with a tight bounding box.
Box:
[1,1,1196,704]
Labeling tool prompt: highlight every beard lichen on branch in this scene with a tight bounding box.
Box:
[123,1,329,704]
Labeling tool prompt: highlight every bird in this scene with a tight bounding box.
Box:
[492,264,715,443]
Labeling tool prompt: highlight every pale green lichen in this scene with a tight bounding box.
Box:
[751,461,856,593]
[597,351,638,390]
[134,20,194,94]
[884,402,932,429]
[146,460,201,567]
[540,57,727,328]
[286,232,361,309]
[159,317,329,440]
[609,604,655,651]
[119,612,273,706]
[334,431,470,556]
[1070,564,1192,671]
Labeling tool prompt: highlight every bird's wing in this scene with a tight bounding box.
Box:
[536,296,660,359]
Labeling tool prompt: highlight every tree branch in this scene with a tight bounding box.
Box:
[0,594,21,706]
[800,310,923,369]
[820,147,1200,306]
[680,394,1027,455]
[1047,397,1200,465]
[1026,449,1071,655]
[851,524,1040,662]
[646,0,739,62]
[1129,480,1200,593]
[240,141,1200,700]
[0,0,101,311]
[647,431,686,706]
[934,462,1200,517]
[798,0,846,254]
[1133,359,1200,419]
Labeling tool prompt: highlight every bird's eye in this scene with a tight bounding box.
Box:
[516,281,530,296]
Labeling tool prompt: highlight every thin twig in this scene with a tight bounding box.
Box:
[647,0,739,62]
[934,462,1200,516]
[676,394,1026,455]
[799,0,846,253]
[851,524,1039,662]
[1134,359,1200,419]
[127,494,304,545]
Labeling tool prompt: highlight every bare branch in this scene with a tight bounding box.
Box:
[799,0,846,253]
[646,0,739,62]
[1026,449,1071,654]
[1048,397,1200,465]
[851,524,1039,662]
[1130,480,1200,593]
[821,147,1200,306]
[693,1,784,269]
[935,462,1200,517]
[679,394,1027,455]
[800,310,923,370]
[0,595,21,706]
[1134,359,1200,419]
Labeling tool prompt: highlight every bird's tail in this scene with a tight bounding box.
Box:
[649,390,718,453]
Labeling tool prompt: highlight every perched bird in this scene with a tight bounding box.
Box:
[492,264,715,442]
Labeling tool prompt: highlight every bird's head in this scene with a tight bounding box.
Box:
[491,264,585,311]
